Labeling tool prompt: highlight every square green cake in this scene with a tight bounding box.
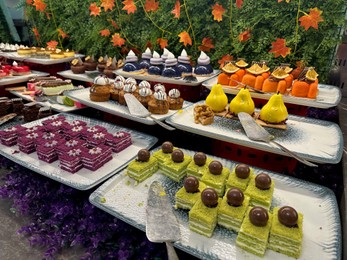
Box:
[127,156,158,182]
[217,191,250,232]
[268,207,303,258]
[189,197,222,238]
[200,167,230,197]
[186,157,213,180]
[175,182,206,210]
[152,148,177,168]
[244,176,274,209]
[236,206,273,257]
[160,154,192,182]
[225,167,254,191]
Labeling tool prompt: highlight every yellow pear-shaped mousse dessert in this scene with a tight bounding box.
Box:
[259,92,288,124]
[229,87,255,116]
[206,83,228,112]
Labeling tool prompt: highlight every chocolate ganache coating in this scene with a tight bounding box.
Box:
[255,173,272,190]
[201,188,218,208]
[184,176,199,193]
[278,206,298,227]
[161,141,173,154]
[235,164,250,179]
[137,149,150,162]
[227,188,244,206]
[171,149,184,163]
[208,160,223,175]
[249,206,269,227]
[194,152,207,166]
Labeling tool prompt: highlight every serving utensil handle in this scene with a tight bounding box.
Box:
[166,242,179,260]
[149,115,176,131]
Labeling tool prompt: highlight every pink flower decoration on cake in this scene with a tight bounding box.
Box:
[88,147,102,155]
[44,140,58,147]
[26,133,39,139]
[72,126,83,132]
[92,132,106,139]
[51,121,63,127]
[42,132,56,139]
[87,127,99,133]
[68,149,81,156]
[66,140,79,147]
[114,132,125,138]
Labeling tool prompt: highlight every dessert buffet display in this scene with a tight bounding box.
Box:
[89,147,341,260]
[0,113,157,190]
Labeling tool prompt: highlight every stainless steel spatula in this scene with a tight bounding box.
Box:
[146,181,180,260]
[238,112,318,167]
[124,93,175,131]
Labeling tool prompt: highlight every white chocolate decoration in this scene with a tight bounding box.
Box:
[125,77,137,85]
[113,81,124,90]
[115,75,125,83]
[154,83,166,92]
[154,90,167,101]
[139,88,152,97]
[139,80,151,89]
[12,61,18,66]
[169,88,180,98]
[94,75,110,85]
[124,83,136,93]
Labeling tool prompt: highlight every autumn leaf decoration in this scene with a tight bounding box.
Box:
[101,0,115,12]
[178,31,192,46]
[111,33,126,47]
[145,0,159,12]
[157,38,168,49]
[57,28,68,39]
[122,0,137,14]
[32,27,40,38]
[33,0,47,12]
[212,3,225,22]
[100,29,111,37]
[236,0,243,9]
[171,0,180,19]
[269,38,291,58]
[239,30,251,42]
[89,2,101,16]
[299,7,324,31]
[46,40,58,49]
[198,38,215,52]
[218,54,233,69]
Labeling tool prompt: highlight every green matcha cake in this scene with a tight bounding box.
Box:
[268,206,303,258]
[189,188,221,237]
[244,173,274,210]
[236,206,273,257]
[186,152,213,180]
[127,149,158,182]
[152,141,176,169]
[200,161,230,197]
[217,188,250,232]
[175,176,206,210]
[225,164,254,191]
[160,149,192,182]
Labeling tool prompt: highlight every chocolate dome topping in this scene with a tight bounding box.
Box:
[249,207,269,227]
[161,141,173,153]
[137,149,150,162]
[208,160,223,175]
[201,188,218,208]
[194,152,207,166]
[227,188,244,206]
[255,173,272,190]
[171,149,184,163]
[184,176,199,193]
[278,206,298,227]
[235,164,250,179]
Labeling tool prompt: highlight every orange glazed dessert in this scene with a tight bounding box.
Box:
[242,62,269,90]
[218,62,240,87]
[262,67,291,94]
[291,67,319,99]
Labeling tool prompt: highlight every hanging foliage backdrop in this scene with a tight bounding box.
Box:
[20,0,347,81]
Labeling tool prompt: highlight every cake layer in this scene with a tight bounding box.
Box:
[236,236,267,257]
[127,156,158,182]
[186,157,212,180]
[175,182,206,210]
[160,167,187,182]
[201,167,230,197]
[189,221,215,238]
[244,177,274,210]
[217,215,242,232]
[225,168,254,191]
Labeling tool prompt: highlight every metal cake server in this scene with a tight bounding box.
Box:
[124,93,175,131]
[238,112,318,167]
[146,181,180,260]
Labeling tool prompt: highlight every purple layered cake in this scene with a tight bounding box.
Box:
[65,125,86,139]
[177,49,192,76]
[123,50,142,72]
[0,125,25,146]
[59,148,83,173]
[36,131,62,146]
[105,131,132,152]
[42,118,66,132]
[139,48,152,70]
[80,144,113,171]
[87,131,108,146]
[162,52,180,78]
[41,115,66,125]
[56,138,86,156]
[194,51,213,76]
[82,125,108,139]
[18,125,44,137]
[17,132,42,154]
[148,51,163,75]
[62,120,87,131]
[36,140,60,163]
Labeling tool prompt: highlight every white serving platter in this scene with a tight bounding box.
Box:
[166,101,343,164]
[115,69,220,86]
[89,148,341,260]
[65,88,192,125]
[0,113,158,190]
[57,70,103,83]
[202,76,341,109]
[0,52,84,65]
[0,70,49,86]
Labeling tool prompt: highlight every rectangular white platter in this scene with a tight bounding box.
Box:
[0,113,158,190]
[115,69,220,86]
[89,147,341,260]
[202,76,341,109]
[0,70,49,86]
[166,101,343,164]
[0,52,84,65]
[57,70,101,83]
[65,88,192,125]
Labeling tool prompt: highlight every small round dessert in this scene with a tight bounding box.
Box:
[148,90,169,115]
[123,50,143,73]
[184,176,200,193]
[138,148,150,162]
[278,206,298,227]
[148,51,164,75]
[172,149,184,163]
[97,55,108,73]
[227,188,244,207]
[177,49,192,76]
[17,46,31,56]
[137,88,152,108]
[70,57,86,74]
[194,51,213,76]
[162,141,173,153]
[64,49,75,57]
[162,52,180,78]
[235,164,250,179]
[249,206,269,227]
[89,75,111,102]
[11,61,30,76]
[255,173,272,190]
[110,81,124,101]
[168,88,184,110]
[208,160,223,175]
[104,57,118,79]
[201,188,219,208]
[194,152,207,166]
[139,47,152,70]
[50,49,65,59]
[84,55,97,71]
[118,82,137,105]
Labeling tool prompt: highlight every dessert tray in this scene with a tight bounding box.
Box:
[89,148,341,260]
[115,69,220,86]
[0,52,84,65]
[166,101,343,164]
[65,88,192,125]
[202,77,341,109]
[0,71,49,86]
[0,113,158,190]
[57,70,101,83]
